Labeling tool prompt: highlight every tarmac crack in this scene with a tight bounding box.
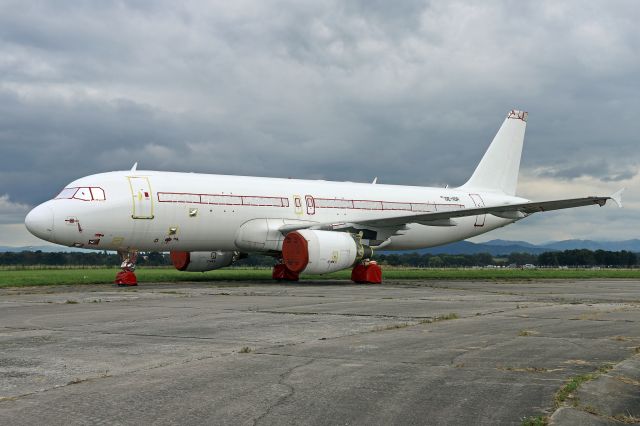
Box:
[246,309,419,319]
[0,347,235,403]
[251,357,315,426]
[1,325,253,342]
[499,314,638,323]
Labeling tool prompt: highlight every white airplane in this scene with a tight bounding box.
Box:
[25,110,622,285]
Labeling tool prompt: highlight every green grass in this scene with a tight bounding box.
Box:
[555,373,595,406]
[0,267,639,288]
[554,363,614,408]
[521,415,548,426]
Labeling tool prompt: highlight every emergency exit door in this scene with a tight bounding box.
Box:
[128,177,154,219]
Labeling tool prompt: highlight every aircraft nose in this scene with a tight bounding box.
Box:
[25,203,55,240]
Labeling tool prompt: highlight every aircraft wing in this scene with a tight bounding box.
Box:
[357,192,622,228]
[279,190,622,236]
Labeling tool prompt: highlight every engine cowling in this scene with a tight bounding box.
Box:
[282,230,372,274]
[171,251,239,272]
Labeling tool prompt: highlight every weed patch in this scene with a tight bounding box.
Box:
[373,323,410,332]
[498,366,552,373]
[521,415,548,426]
[554,363,614,408]
[614,375,640,386]
[612,414,640,424]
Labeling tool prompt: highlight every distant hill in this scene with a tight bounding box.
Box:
[0,245,97,253]
[542,239,640,252]
[483,239,538,248]
[395,241,550,256]
[388,239,640,256]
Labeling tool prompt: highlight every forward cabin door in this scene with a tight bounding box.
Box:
[468,193,485,227]
[128,177,154,219]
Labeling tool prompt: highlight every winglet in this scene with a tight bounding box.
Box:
[131,162,138,172]
[610,188,624,208]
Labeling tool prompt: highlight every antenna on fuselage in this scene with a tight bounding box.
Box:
[131,162,138,172]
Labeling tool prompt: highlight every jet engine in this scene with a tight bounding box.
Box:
[282,230,373,274]
[170,251,241,272]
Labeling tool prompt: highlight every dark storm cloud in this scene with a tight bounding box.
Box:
[0,1,638,232]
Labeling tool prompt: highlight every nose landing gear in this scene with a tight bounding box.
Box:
[115,250,138,286]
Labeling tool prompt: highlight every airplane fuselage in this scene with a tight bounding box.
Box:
[26,170,524,253]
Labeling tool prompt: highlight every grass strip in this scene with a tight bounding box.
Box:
[0,267,639,288]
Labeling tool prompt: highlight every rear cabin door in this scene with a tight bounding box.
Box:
[128,177,154,219]
[468,193,485,227]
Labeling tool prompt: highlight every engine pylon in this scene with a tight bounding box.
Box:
[351,260,382,284]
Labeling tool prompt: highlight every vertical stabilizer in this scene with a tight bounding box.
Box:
[461,110,527,195]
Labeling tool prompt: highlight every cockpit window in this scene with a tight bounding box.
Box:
[74,188,92,201]
[90,187,105,201]
[54,187,106,201]
[55,188,78,199]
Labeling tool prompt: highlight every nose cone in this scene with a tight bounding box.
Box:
[25,203,55,241]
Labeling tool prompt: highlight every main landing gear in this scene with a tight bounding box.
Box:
[271,259,382,284]
[115,250,138,286]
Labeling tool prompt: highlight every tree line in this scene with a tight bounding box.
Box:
[0,249,637,268]
[376,249,638,268]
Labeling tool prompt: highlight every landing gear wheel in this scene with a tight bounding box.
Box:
[351,260,382,284]
[115,250,138,286]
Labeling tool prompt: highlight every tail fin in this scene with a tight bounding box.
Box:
[461,110,527,195]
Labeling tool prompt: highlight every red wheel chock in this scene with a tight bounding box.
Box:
[115,270,138,286]
[272,263,300,281]
[351,261,382,284]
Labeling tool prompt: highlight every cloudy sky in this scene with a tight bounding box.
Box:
[1,0,638,247]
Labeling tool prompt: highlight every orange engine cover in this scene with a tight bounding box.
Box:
[281,232,309,273]
[170,251,191,271]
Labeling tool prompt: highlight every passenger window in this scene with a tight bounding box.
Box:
[55,188,78,199]
[90,187,105,201]
[74,188,92,201]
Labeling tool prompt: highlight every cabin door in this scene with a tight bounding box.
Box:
[468,193,485,227]
[128,177,154,219]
